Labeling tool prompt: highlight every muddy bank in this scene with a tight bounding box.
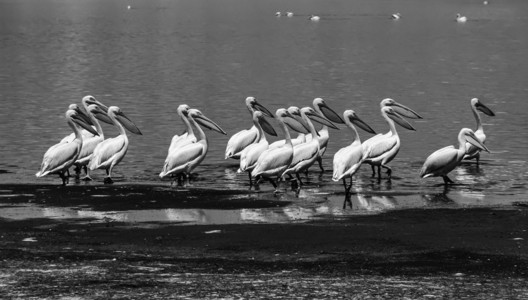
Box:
[1,204,528,298]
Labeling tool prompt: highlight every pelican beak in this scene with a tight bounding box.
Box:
[318,102,345,124]
[465,131,490,153]
[391,102,423,119]
[258,116,278,137]
[116,111,143,135]
[387,109,416,131]
[83,96,109,113]
[348,112,376,134]
[193,112,227,135]
[283,114,309,134]
[306,110,339,129]
[71,113,99,136]
[476,101,495,117]
[91,106,113,125]
[253,101,274,118]
[72,105,94,126]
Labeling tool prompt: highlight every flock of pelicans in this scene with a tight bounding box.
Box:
[35,95,495,196]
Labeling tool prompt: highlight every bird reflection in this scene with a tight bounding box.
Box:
[421,185,455,204]
[342,188,397,211]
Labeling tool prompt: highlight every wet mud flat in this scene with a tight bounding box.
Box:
[0,184,528,299]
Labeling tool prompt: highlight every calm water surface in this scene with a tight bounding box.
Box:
[0,0,527,224]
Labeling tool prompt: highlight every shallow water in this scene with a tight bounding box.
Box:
[0,0,527,224]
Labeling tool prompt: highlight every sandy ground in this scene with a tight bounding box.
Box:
[1,184,528,299]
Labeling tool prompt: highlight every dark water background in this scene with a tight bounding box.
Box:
[0,0,527,224]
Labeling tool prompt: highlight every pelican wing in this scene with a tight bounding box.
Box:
[239,141,268,172]
[37,141,81,176]
[420,146,458,177]
[225,127,258,158]
[89,136,126,169]
[168,132,196,154]
[363,136,397,159]
[332,145,364,181]
[252,147,293,176]
[161,143,204,176]
[290,142,319,167]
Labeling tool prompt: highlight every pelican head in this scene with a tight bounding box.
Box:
[68,103,94,126]
[301,107,339,129]
[461,128,490,152]
[86,104,113,124]
[108,106,143,135]
[177,104,191,117]
[82,95,109,113]
[343,110,376,134]
[313,97,345,124]
[382,106,416,131]
[380,98,423,119]
[286,106,310,133]
[246,96,274,117]
[188,109,227,135]
[471,98,495,116]
[66,109,99,136]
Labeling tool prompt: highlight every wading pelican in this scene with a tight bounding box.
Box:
[267,106,309,150]
[167,104,195,154]
[60,95,110,143]
[238,111,278,186]
[36,109,100,185]
[309,15,320,21]
[251,109,299,192]
[362,106,417,179]
[305,98,345,172]
[286,11,294,17]
[420,128,489,185]
[225,97,273,160]
[282,107,339,189]
[332,110,376,195]
[160,109,226,185]
[88,106,142,184]
[391,13,401,20]
[463,98,495,164]
[456,13,467,23]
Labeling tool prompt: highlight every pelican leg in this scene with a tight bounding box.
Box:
[371,165,376,177]
[381,165,392,179]
[81,167,93,181]
[317,156,324,172]
[59,171,69,186]
[247,171,253,186]
[103,168,114,184]
[476,152,481,166]
[442,175,454,185]
[343,193,352,209]
[377,166,382,180]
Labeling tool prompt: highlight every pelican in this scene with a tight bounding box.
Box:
[420,128,490,185]
[251,109,299,192]
[282,107,338,189]
[225,97,274,160]
[275,11,281,17]
[362,106,417,179]
[391,13,401,20]
[238,111,278,186]
[36,109,100,185]
[362,98,422,177]
[167,104,195,154]
[267,106,310,150]
[286,11,294,17]
[332,110,376,195]
[305,98,345,172]
[60,95,110,143]
[160,109,226,185]
[463,98,495,164]
[309,15,320,21]
[456,13,467,23]
[88,106,142,184]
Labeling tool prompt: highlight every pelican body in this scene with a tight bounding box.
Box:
[36,109,100,185]
[238,111,278,185]
[225,97,273,160]
[88,106,142,184]
[456,13,467,23]
[332,110,376,194]
[463,98,495,164]
[160,109,226,185]
[167,104,194,154]
[420,128,490,185]
[391,13,401,20]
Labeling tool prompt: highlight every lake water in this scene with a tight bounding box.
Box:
[0,0,527,225]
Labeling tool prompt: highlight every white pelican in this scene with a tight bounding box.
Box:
[225,96,274,160]
[456,13,467,23]
[167,104,195,154]
[36,109,100,185]
[362,98,422,178]
[88,106,142,184]
[160,109,226,185]
[286,12,294,17]
[267,106,309,150]
[305,98,345,172]
[309,15,320,21]
[238,111,278,186]
[282,107,338,188]
[275,11,281,17]
[391,13,401,20]
[463,98,495,164]
[420,128,489,185]
[362,106,417,179]
[332,110,376,195]
[251,109,299,192]
[60,95,110,143]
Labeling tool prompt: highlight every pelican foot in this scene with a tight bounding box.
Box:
[81,176,93,181]
[103,177,114,184]
[290,180,299,191]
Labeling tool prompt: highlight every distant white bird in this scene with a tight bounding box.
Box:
[267,106,309,150]
[362,106,417,180]
[391,13,401,20]
[36,109,100,185]
[88,106,142,184]
[160,109,226,186]
[286,11,294,17]
[127,5,131,9]
[309,15,320,21]
[225,96,274,160]
[238,111,278,186]
[282,107,339,189]
[456,13,467,23]
[332,110,376,195]
[275,11,281,17]
[420,128,489,185]
[251,109,299,192]
[463,98,495,164]
[483,1,488,5]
